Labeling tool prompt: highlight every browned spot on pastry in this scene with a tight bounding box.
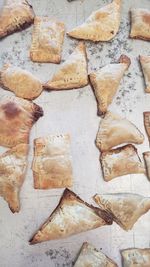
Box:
[2,102,21,119]
[143,14,150,25]
[32,103,43,122]
[119,55,131,68]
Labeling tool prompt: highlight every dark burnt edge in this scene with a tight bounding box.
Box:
[139,55,146,93]
[32,103,43,122]
[130,35,150,41]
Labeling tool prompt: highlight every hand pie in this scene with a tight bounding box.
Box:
[96,112,144,152]
[0,0,35,38]
[143,152,150,181]
[30,17,65,63]
[89,55,131,115]
[32,134,73,189]
[29,188,113,244]
[0,64,43,100]
[0,96,43,148]
[143,112,150,142]
[94,193,150,231]
[130,8,150,41]
[121,248,150,267]
[140,55,150,93]
[44,42,88,90]
[67,0,121,42]
[74,242,118,267]
[0,144,28,213]
[100,144,145,182]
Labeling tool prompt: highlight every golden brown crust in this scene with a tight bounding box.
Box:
[140,56,150,93]
[143,112,150,141]
[121,248,150,267]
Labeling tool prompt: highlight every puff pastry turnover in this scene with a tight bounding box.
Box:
[130,8,150,41]
[94,193,150,231]
[0,144,28,213]
[74,242,118,267]
[32,134,73,189]
[30,16,65,63]
[0,0,35,38]
[68,0,121,42]
[0,64,43,100]
[96,112,144,152]
[121,248,150,267]
[90,55,131,115]
[143,151,150,181]
[143,112,150,142]
[29,188,113,244]
[0,96,43,148]
[140,55,150,93]
[44,42,88,90]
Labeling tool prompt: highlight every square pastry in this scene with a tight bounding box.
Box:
[32,134,73,189]
[30,17,65,63]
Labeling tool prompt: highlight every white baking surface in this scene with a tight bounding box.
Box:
[0,0,150,266]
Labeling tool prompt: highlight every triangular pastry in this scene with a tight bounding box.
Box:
[100,144,145,181]
[90,55,131,115]
[68,0,121,42]
[74,242,118,267]
[143,112,150,142]
[30,16,65,63]
[44,42,88,90]
[32,134,73,189]
[140,55,150,93]
[0,64,43,100]
[29,188,113,244]
[121,248,150,267]
[96,112,144,152]
[0,96,43,148]
[94,193,150,231]
[0,144,28,212]
[143,151,150,181]
[130,8,150,41]
[0,0,35,38]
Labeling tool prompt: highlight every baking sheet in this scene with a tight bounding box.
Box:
[0,0,150,266]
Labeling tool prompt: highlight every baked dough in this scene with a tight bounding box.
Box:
[130,8,150,41]
[140,55,150,93]
[94,193,150,231]
[0,144,28,213]
[100,144,145,181]
[29,188,113,244]
[0,0,35,38]
[0,96,43,147]
[74,242,118,267]
[89,55,131,115]
[32,134,73,189]
[143,151,150,181]
[67,0,121,42]
[44,42,88,90]
[30,16,65,63]
[121,248,150,267]
[96,112,144,152]
[143,112,150,142]
[0,64,43,100]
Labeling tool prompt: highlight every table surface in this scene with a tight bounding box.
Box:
[0,0,150,266]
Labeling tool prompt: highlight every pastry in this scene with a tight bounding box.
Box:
[29,188,113,244]
[0,96,43,147]
[140,55,150,93]
[143,112,150,142]
[130,8,150,41]
[44,42,88,90]
[94,193,150,231]
[0,144,28,212]
[100,144,145,181]
[74,242,118,267]
[68,0,121,42]
[0,64,43,100]
[32,134,73,189]
[96,112,144,152]
[143,151,150,181]
[30,16,65,63]
[89,55,131,115]
[0,0,34,38]
[121,248,150,267]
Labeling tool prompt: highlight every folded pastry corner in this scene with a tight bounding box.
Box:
[140,55,150,93]
[30,16,65,63]
[89,54,130,115]
[68,0,121,42]
[143,151,150,181]
[0,0,35,38]
[121,248,150,267]
[96,112,144,151]
[73,242,118,267]
[100,144,145,181]
[130,8,150,41]
[44,42,88,90]
[29,188,113,244]
[0,143,28,212]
